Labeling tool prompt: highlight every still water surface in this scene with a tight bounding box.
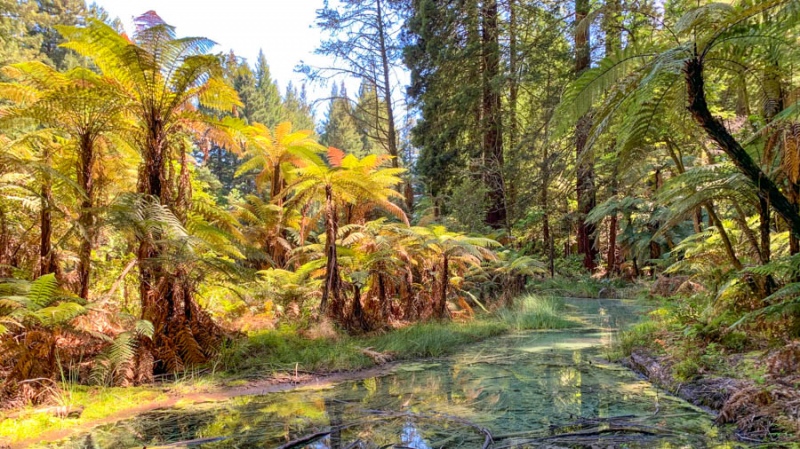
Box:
[44,299,737,448]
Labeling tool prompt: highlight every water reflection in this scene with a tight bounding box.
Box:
[43,299,737,449]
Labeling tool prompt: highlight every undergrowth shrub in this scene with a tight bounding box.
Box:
[616,320,662,358]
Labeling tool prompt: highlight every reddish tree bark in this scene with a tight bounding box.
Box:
[575,0,597,270]
[482,0,507,229]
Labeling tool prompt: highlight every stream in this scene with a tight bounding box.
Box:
[41,299,738,448]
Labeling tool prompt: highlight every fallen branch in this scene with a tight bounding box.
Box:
[99,258,137,305]
[358,347,394,365]
[4,405,84,420]
[275,430,331,449]
[143,436,227,448]
[540,426,660,440]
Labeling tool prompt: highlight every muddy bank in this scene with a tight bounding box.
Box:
[623,349,800,442]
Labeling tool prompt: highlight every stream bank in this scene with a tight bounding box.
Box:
[624,347,800,443]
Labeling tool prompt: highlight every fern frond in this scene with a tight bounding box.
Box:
[28,273,59,309]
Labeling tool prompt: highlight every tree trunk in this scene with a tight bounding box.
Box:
[575,0,597,271]
[540,154,554,277]
[137,116,221,374]
[378,273,389,321]
[39,153,55,277]
[0,206,9,278]
[507,0,518,151]
[77,134,95,299]
[606,161,619,276]
[481,0,507,229]
[375,0,398,167]
[603,4,621,276]
[439,254,449,319]
[542,211,554,277]
[576,115,597,270]
[759,197,771,263]
[375,0,412,214]
[684,57,800,238]
[704,202,743,270]
[321,184,342,320]
[350,284,368,332]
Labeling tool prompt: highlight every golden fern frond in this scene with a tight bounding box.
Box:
[274,121,293,143]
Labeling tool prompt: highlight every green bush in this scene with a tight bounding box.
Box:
[720,331,748,351]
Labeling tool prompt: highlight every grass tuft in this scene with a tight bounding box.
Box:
[497,294,577,331]
[369,321,508,358]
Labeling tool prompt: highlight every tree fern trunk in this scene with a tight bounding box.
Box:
[0,206,9,278]
[759,197,771,263]
[733,202,763,264]
[77,134,95,300]
[378,273,389,321]
[321,184,342,322]
[138,117,222,375]
[403,268,415,320]
[607,215,618,275]
[39,173,55,277]
[439,255,449,319]
[350,284,368,332]
[685,57,800,238]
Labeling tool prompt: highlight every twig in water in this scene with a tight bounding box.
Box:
[654,389,660,416]
[343,439,362,449]
[275,430,331,449]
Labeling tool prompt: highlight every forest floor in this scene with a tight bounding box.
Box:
[0,294,576,448]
